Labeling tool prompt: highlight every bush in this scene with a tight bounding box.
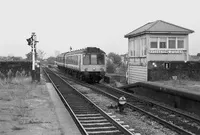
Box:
[0,71,5,80]
[21,70,26,77]
[15,71,21,78]
[117,63,127,75]
[106,60,115,73]
[7,69,13,81]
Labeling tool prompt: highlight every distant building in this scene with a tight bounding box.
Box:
[124,20,194,83]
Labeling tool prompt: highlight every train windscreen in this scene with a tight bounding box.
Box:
[83,54,105,65]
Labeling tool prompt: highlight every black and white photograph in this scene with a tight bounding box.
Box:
[0,0,200,135]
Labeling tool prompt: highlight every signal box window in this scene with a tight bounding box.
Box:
[150,38,158,48]
[168,37,176,49]
[159,38,167,48]
[178,38,184,48]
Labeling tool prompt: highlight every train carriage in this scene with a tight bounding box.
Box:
[56,53,65,67]
[56,47,106,83]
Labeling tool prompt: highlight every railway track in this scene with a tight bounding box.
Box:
[49,67,200,135]
[44,68,134,135]
[95,84,200,135]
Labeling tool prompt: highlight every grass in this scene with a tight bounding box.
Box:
[11,126,24,131]
[0,76,34,123]
[0,72,63,134]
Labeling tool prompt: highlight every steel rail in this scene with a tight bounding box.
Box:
[51,67,200,123]
[88,85,194,135]
[51,70,194,135]
[99,83,200,122]
[43,69,88,135]
[44,68,134,135]
[50,67,199,134]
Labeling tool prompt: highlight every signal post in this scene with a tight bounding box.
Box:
[26,32,39,82]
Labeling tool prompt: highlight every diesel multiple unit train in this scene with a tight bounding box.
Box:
[56,47,106,83]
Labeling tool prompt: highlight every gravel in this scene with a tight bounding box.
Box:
[70,82,178,135]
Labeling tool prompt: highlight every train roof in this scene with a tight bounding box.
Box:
[57,47,105,57]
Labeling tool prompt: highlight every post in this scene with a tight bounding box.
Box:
[27,32,39,82]
[31,32,37,81]
[118,96,126,113]
[32,33,35,71]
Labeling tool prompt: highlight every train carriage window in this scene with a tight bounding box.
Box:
[91,54,97,65]
[72,56,74,64]
[65,57,67,64]
[75,56,78,65]
[70,56,72,64]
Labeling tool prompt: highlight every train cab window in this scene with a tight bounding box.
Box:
[83,54,105,65]
[97,54,105,65]
[83,54,90,65]
[91,54,97,65]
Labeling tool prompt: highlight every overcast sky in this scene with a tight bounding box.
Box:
[0,0,199,58]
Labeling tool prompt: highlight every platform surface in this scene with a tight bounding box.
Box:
[119,80,200,101]
[46,83,82,135]
[149,81,200,95]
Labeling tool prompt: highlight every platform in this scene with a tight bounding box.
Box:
[46,83,82,135]
[119,81,200,116]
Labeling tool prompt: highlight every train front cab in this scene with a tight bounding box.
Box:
[82,53,106,83]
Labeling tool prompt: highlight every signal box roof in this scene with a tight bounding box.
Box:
[124,20,194,38]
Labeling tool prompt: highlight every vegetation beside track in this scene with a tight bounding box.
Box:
[0,76,63,135]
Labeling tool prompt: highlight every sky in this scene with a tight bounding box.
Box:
[0,0,200,58]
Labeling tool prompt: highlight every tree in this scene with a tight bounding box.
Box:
[107,52,122,67]
[46,56,56,65]
[106,59,115,73]
[37,49,46,60]
[117,62,128,75]
[25,51,37,61]
[197,53,200,57]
